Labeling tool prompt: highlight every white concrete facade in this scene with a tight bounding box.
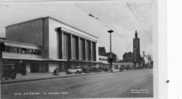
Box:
[4,16,99,74]
[26,63,31,73]
[48,63,59,73]
[47,17,98,61]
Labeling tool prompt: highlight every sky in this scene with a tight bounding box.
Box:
[0,0,155,59]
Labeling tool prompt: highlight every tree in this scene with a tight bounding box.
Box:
[106,52,117,62]
[122,52,133,62]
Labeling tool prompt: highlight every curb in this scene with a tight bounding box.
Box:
[0,72,103,84]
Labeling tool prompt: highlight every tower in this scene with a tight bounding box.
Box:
[133,30,141,64]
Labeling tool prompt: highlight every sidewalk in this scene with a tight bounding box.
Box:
[0,72,97,84]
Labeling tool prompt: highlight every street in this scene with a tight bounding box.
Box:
[1,69,153,99]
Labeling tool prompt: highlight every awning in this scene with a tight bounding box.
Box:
[4,41,39,50]
[2,56,99,63]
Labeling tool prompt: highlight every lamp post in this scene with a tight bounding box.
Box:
[0,38,5,79]
[0,42,3,79]
[108,29,114,72]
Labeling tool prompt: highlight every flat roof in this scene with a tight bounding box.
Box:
[46,16,98,39]
[6,16,98,39]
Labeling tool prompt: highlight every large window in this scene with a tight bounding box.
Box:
[63,32,69,59]
[80,38,85,60]
[63,32,72,59]
[92,42,96,61]
[87,40,91,60]
[57,30,62,59]
[72,35,77,60]
[4,46,41,55]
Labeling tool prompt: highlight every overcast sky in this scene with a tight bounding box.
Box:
[0,0,154,59]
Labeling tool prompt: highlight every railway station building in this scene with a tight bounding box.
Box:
[1,16,98,74]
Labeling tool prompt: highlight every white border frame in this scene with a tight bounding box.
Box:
[0,0,167,99]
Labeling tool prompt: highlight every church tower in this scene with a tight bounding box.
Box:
[133,30,141,63]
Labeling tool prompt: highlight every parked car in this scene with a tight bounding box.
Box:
[67,66,82,74]
[112,68,119,72]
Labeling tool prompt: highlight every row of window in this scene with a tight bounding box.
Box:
[3,46,41,55]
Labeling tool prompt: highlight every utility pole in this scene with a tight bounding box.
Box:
[0,38,5,79]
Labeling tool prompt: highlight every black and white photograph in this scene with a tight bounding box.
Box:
[0,0,156,99]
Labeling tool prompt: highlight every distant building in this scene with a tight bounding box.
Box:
[98,47,108,64]
[118,30,144,69]
[143,53,153,68]
[1,16,98,74]
[98,47,106,56]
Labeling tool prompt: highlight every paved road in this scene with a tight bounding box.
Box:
[1,69,153,99]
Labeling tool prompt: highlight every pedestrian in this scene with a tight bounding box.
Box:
[53,67,59,75]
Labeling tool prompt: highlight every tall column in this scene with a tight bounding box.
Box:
[88,41,91,61]
[71,35,76,60]
[56,27,65,59]
[57,28,62,59]
[61,31,65,59]
[78,38,81,60]
[83,39,85,60]
[77,37,80,60]
[90,41,93,61]
[71,35,74,60]
[85,40,88,61]
[68,34,72,60]
[95,42,99,61]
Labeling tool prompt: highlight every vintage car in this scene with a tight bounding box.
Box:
[67,66,83,74]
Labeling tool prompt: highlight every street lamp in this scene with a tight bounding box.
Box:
[0,38,5,79]
[108,29,114,72]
